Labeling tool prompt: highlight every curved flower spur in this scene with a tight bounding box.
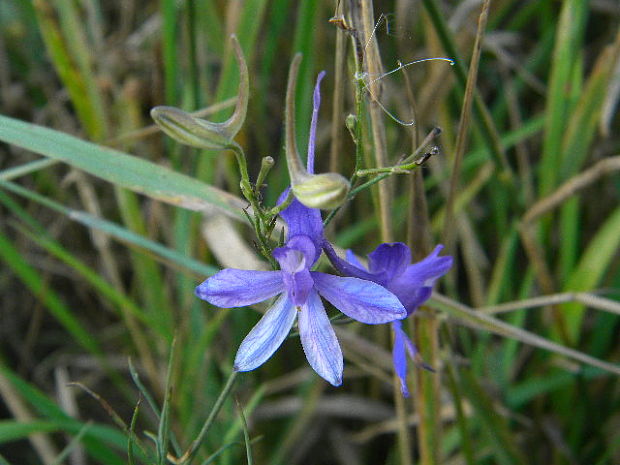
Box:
[195,70,407,386]
[150,35,248,150]
[324,242,453,395]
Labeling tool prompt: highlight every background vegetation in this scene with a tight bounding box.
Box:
[0,0,619,464]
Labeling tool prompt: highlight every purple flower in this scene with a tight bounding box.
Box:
[195,203,407,386]
[324,242,453,395]
[195,73,407,386]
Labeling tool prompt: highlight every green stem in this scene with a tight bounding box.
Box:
[228,143,252,196]
[268,190,294,216]
[180,370,239,464]
[356,162,422,177]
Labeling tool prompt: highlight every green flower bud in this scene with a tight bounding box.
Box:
[284,54,350,210]
[150,35,248,149]
[292,172,350,210]
[345,113,357,132]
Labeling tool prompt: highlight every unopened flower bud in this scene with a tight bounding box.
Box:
[151,35,248,149]
[284,54,349,210]
[292,172,350,210]
[345,114,357,132]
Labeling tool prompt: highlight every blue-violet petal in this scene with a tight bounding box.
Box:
[234,294,297,372]
[392,320,410,397]
[278,193,324,264]
[299,290,343,386]
[312,272,406,324]
[367,242,411,281]
[195,269,284,308]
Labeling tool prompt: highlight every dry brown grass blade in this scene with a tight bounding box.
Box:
[349,402,473,444]
[519,155,620,295]
[354,0,394,242]
[441,0,490,252]
[0,372,58,465]
[523,155,620,224]
[430,293,620,376]
[480,292,620,316]
[329,13,347,174]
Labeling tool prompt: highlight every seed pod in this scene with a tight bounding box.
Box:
[150,35,248,149]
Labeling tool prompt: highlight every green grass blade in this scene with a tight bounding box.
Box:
[0,114,246,221]
[0,159,58,181]
[0,420,59,443]
[52,0,109,139]
[31,1,105,139]
[538,0,588,196]
[429,295,620,375]
[0,230,103,356]
[0,368,132,465]
[156,339,176,464]
[461,370,527,465]
[0,179,217,278]
[160,0,179,104]
[50,421,92,465]
[561,206,620,342]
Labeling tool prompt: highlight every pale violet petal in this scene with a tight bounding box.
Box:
[273,235,316,273]
[306,71,326,174]
[391,320,409,397]
[195,269,284,307]
[312,272,406,324]
[345,249,366,270]
[281,267,314,307]
[234,294,297,372]
[299,290,343,386]
[278,192,324,264]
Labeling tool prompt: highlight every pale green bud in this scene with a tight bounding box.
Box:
[150,35,248,149]
[345,114,357,132]
[284,54,350,210]
[292,172,350,210]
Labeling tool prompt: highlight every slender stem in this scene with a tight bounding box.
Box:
[179,370,239,464]
[268,190,294,216]
[322,172,391,228]
[356,163,419,176]
[228,143,252,196]
[349,67,366,189]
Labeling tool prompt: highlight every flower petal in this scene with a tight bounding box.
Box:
[391,320,410,397]
[278,192,324,264]
[345,249,365,270]
[312,272,406,323]
[234,294,297,372]
[195,269,284,307]
[299,290,343,386]
[388,245,453,313]
[306,71,326,175]
[273,235,316,272]
[282,267,314,307]
[368,242,411,280]
[393,245,453,288]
